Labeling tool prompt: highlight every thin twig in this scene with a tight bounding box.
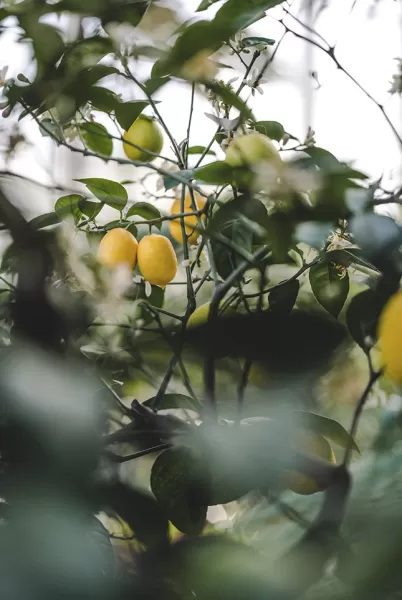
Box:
[104,444,169,463]
[343,362,383,466]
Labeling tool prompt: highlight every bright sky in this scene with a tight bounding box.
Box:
[0,0,401,219]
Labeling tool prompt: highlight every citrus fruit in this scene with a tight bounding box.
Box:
[286,431,336,495]
[378,291,402,383]
[137,233,177,287]
[169,191,206,245]
[123,115,163,162]
[187,302,236,329]
[225,132,281,168]
[97,227,138,270]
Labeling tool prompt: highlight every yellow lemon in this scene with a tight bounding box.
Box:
[97,227,138,270]
[137,233,177,287]
[287,431,336,495]
[169,191,207,245]
[187,302,236,329]
[123,115,163,162]
[378,291,402,383]
[225,132,281,168]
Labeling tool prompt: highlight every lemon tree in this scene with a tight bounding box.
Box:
[0,0,402,598]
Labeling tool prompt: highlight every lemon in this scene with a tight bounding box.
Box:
[97,227,138,270]
[169,191,206,245]
[225,132,281,168]
[137,233,177,287]
[187,302,236,329]
[378,291,402,383]
[286,431,336,495]
[123,115,163,162]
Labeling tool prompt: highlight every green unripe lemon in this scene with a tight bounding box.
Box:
[225,132,281,168]
[123,115,163,163]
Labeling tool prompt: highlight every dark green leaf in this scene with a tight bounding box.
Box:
[134,282,165,323]
[54,194,83,221]
[325,248,379,272]
[79,122,113,157]
[214,0,286,31]
[346,289,387,349]
[253,120,285,142]
[188,145,216,156]
[87,86,121,113]
[163,169,193,191]
[77,64,119,87]
[196,0,219,9]
[78,198,104,219]
[309,261,349,318]
[265,212,294,262]
[77,178,128,210]
[241,36,276,48]
[100,0,149,27]
[126,202,162,226]
[194,161,235,185]
[100,481,169,549]
[115,101,150,131]
[23,22,65,65]
[350,213,402,262]
[29,212,61,230]
[144,393,200,412]
[151,447,207,535]
[269,279,299,314]
[292,411,359,451]
[209,196,268,279]
[144,75,171,96]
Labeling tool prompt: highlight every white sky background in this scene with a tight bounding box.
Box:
[0,0,401,222]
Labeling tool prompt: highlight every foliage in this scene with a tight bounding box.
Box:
[0,0,401,599]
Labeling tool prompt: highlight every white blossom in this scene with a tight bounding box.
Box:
[242,67,268,95]
[0,66,8,87]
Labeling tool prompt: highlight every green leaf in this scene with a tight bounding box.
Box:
[188,145,216,156]
[78,198,103,219]
[101,481,169,550]
[209,196,268,279]
[76,178,128,210]
[253,120,285,142]
[151,447,207,535]
[214,0,286,30]
[346,289,387,349]
[163,169,193,191]
[115,101,150,131]
[144,393,200,412]
[23,22,65,65]
[325,248,380,273]
[203,81,253,119]
[29,212,61,230]
[269,279,299,314]
[79,122,113,157]
[292,411,359,452]
[77,64,119,87]
[100,0,149,27]
[309,261,349,318]
[350,213,402,262]
[241,36,276,48]
[265,212,294,262]
[54,194,83,221]
[194,161,235,185]
[196,0,219,9]
[126,202,162,226]
[87,86,121,113]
